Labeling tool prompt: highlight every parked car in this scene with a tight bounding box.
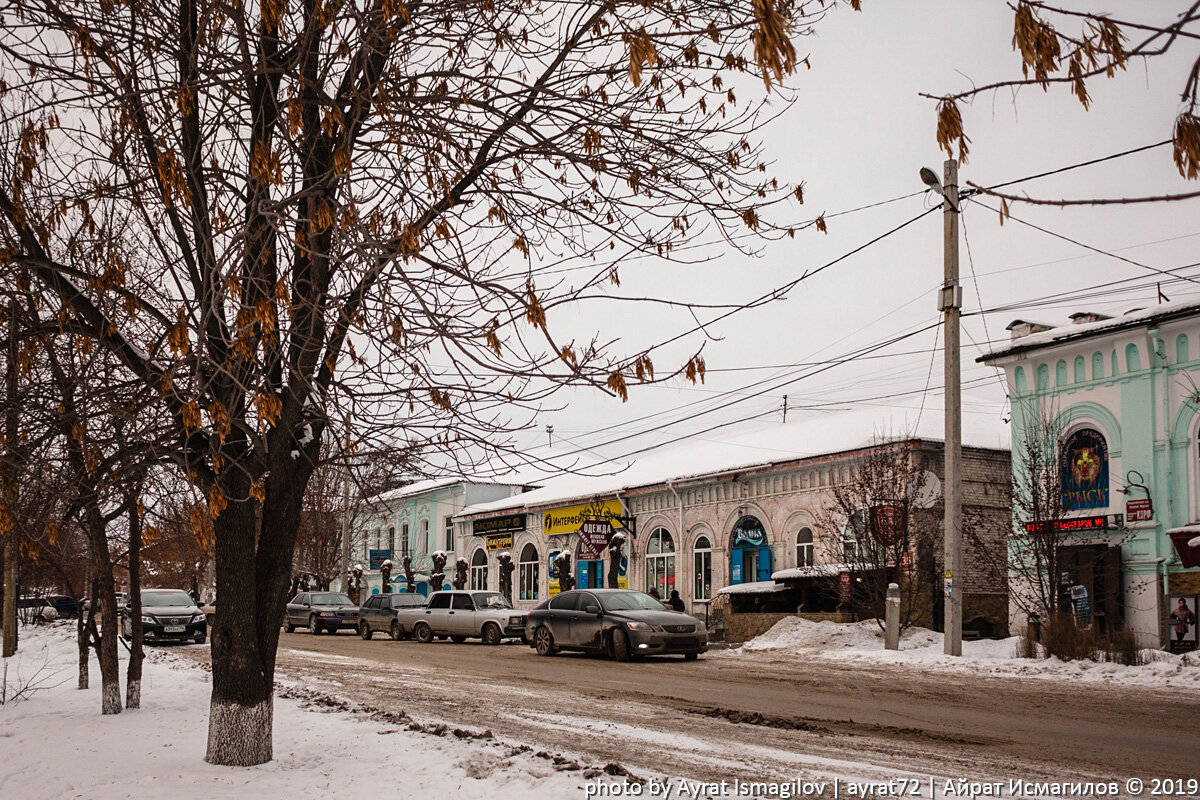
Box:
[409,590,526,645]
[44,595,80,619]
[358,593,428,640]
[525,589,707,661]
[284,592,359,634]
[17,596,59,623]
[122,588,207,644]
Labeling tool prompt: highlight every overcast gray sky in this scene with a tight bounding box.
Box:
[509,1,1199,466]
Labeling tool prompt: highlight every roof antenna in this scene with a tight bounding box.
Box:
[1158,283,1170,304]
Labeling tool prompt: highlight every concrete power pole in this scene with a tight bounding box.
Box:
[938,158,963,657]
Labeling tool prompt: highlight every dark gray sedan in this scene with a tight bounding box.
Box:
[357,592,427,639]
[284,592,359,634]
[525,589,707,661]
[122,589,207,644]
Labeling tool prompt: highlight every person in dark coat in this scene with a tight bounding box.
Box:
[647,586,662,601]
[667,590,685,612]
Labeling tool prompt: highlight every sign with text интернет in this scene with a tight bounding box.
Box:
[1023,516,1108,534]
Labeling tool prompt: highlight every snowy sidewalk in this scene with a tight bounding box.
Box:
[0,625,606,800]
[716,617,1200,690]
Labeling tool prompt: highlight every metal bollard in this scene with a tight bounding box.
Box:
[885,582,900,650]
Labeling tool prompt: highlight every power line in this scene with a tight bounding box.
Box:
[979,140,1172,193]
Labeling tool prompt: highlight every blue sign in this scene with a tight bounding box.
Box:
[732,516,766,548]
[369,549,392,570]
[1070,584,1092,627]
[1062,429,1109,511]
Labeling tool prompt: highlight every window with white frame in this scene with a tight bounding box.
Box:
[470,548,489,590]
[418,518,429,555]
[646,528,675,597]
[693,535,712,600]
[519,543,540,601]
[796,527,814,567]
[401,523,410,558]
[444,516,454,551]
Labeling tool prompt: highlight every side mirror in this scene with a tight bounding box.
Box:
[584,604,601,615]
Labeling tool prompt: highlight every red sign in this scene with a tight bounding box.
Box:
[870,504,907,545]
[577,519,615,560]
[1023,516,1108,534]
[1126,498,1153,523]
[1168,531,1200,569]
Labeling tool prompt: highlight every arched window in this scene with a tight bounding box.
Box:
[519,543,540,601]
[796,527,814,567]
[1037,364,1049,390]
[693,536,712,600]
[401,523,410,558]
[1056,359,1068,387]
[470,548,489,590]
[1073,356,1085,383]
[646,528,675,597]
[387,526,395,554]
[418,518,429,555]
[1092,352,1104,380]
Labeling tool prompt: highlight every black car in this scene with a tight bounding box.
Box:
[122,588,207,644]
[284,591,359,634]
[45,595,81,619]
[357,592,427,640]
[526,589,708,661]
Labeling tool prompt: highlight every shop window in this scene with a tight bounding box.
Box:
[470,548,488,590]
[646,528,675,597]
[796,527,814,567]
[519,543,540,601]
[693,536,712,601]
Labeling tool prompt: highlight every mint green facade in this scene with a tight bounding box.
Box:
[984,306,1200,646]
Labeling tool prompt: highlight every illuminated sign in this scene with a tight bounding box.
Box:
[1022,516,1109,533]
[1062,429,1109,511]
[542,500,623,537]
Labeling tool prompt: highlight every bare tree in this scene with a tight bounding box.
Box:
[926,1,1200,205]
[816,438,940,631]
[1,0,821,765]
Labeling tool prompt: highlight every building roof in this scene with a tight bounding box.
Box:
[979,297,1200,363]
[459,407,1009,518]
[716,580,787,595]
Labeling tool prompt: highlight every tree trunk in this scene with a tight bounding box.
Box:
[126,499,144,709]
[96,586,121,715]
[77,588,92,690]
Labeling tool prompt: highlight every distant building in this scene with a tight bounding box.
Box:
[981,300,1200,646]
[456,410,1011,641]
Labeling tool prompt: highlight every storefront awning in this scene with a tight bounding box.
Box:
[1165,526,1200,569]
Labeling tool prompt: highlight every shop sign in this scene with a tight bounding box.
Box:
[542,500,622,537]
[1023,516,1109,534]
[369,549,391,570]
[1166,595,1198,654]
[578,519,615,560]
[547,550,561,597]
[1070,584,1092,628]
[1126,498,1153,523]
[485,532,513,551]
[869,503,906,545]
[731,515,766,547]
[1062,429,1110,511]
[473,513,526,536]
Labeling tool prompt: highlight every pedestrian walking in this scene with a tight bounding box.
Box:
[667,590,686,612]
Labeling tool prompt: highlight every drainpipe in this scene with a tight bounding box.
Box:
[1151,328,1172,529]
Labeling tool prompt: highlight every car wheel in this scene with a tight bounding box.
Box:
[684,652,699,661]
[482,623,502,646]
[414,622,434,644]
[194,635,206,645]
[450,635,467,643]
[284,618,296,633]
[389,620,403,640]
[612,628,634,662]
[533,626,557,657]
[359,621,373,640]
[309,614,322,634]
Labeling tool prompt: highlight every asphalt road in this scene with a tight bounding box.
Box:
[188,628,1197,791]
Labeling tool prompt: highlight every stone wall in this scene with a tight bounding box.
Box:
[724,611,794,643]
[1169,570,1200,595]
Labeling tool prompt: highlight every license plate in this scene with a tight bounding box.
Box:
[164,625,186,633]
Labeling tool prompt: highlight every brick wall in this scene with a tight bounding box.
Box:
[1169,571,1200,595]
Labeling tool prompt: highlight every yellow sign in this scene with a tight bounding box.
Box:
[542,500,623,537]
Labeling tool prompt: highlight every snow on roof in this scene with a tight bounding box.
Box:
[771,563,866,581]
[981,297,1200,362]
[1165,525,1200,549]
[459,407,1008,517]
[717,580,787,595]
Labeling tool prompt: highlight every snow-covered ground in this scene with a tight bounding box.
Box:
[0,625,610,800]
[719,617,1200,690]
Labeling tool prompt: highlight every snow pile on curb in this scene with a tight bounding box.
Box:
[728,617,1200,689]
[0,625,608,799]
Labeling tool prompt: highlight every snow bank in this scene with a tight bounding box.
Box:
[0,625,605,799]
[729,617,1200,690]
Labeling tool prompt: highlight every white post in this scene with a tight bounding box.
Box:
[885,582,900,650]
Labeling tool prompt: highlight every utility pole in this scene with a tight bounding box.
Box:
[936,159,963,657]
[3,296,18,658]
[782,395,788,423]
[546,425,554,448]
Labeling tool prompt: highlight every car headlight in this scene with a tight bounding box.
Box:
[625,621,655,632]
[191,613,206,623]
[509,615,524,625]
[320,611,337,617]
[141,615,156,624]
